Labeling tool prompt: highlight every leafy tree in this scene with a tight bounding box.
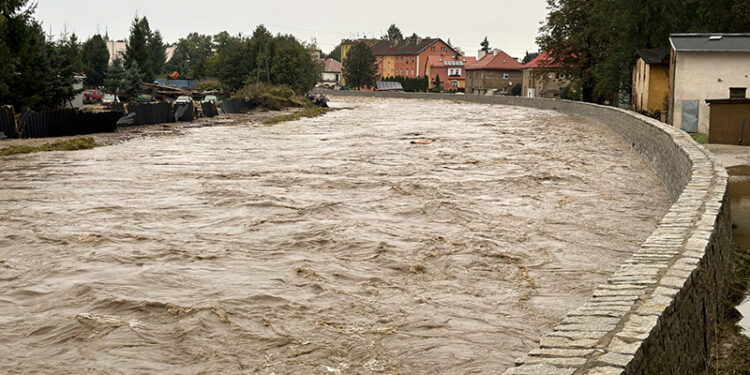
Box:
[124,16,153,82]
[104,58,125,97]
[326,43,342,62]
[270,35,319,92]
[166,32,214,78]
[480,37,490,52]
[384,24,403,41]
[511,83,522,96]
[82,34,109,87]
[149,30,167,77]
[342,41,377,90]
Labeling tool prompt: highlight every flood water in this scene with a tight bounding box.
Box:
[727,165,750,338]
[0,97,670,374]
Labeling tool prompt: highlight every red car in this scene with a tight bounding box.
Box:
[82,89,103,104]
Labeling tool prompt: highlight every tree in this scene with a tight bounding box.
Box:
[480,37,490,52]
[104,58,125,97]
[81,34,109,87]
[165,32,214,78]
[149,30,167,77]
[58,33,83,73]
[326,43,342,62]
[342,41,377,90]
[121,62,144,101]
[430,74,443,93]
[384,24,403,41]
[270,35,319,92]
[124,16,153,82]
[522,51,537,64]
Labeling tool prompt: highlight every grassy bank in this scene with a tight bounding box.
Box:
[691,133,709,144]
[263,107,330,126]
[0,137,96,156]
[235,83,311,111]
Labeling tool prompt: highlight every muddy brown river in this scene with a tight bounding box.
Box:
[0,97,669,374]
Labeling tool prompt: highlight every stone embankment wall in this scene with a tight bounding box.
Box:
[320,90,734,375]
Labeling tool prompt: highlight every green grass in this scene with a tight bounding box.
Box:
[690,133,709,144]
[262,107,330,125]
[0,137,97,156]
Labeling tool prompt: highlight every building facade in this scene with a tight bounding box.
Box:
[318,58,342,85]
[521,52,570,99]
[632,49,670,114]
[425,56,476,91]
[669,34,750,134]
[465,49,523,94]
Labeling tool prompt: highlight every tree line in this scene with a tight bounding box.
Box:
[1,2,322,110]
[539,0,750,104]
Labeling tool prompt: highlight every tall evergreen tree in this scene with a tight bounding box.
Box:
[104,58,125,97]
[124,16,153,82]
[121,62,144,101]
[480,37,490,52]
[342,41,377,90]
[82,34,109,87]
[149,30,167,77]
[384,24,403,41]
[326,43,342,62]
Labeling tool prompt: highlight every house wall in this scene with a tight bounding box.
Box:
[633,58,650,111]
[467,70,522,94]
[320,72,340,83]
[671,51,750,134]
[648,64,669,113]
[522,69,571,98]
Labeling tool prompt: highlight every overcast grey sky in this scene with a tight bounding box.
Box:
[35,0,549,58]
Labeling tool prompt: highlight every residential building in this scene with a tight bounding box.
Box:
[521,52,570,99]
[632,49,670,114]
[425,56,477,91]
[669,34,750,134]
[318,58,342,85]
[465,49,523,95]
[340,37,460,86]
[106,40,127,65]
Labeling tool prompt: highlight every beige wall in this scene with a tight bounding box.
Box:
[671,51,750,133]
[466,70,522,94]
[522,69,570,98]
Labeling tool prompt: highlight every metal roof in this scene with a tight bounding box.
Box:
[376,81,404,91]
[670,34,750,52]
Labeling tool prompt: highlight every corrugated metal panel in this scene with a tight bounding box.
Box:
[681,100,699,133]
[376,81,404,91]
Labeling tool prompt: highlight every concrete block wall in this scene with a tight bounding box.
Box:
[320,90,734,374]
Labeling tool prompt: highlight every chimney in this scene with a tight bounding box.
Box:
[493,49,499,56]
[478,50,487,60]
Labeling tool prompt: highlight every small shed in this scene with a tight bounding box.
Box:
[706,89,750,145]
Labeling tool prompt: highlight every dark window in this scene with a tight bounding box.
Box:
[730,87,747,99]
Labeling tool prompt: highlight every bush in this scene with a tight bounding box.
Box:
[233,82,311,110]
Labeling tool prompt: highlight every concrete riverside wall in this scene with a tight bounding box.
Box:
[319,90,735,375]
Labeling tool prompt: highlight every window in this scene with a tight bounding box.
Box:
[412,58,415,62]
[441,47,446,52]
[411,70,414,76]
[451,80,459,87]
[730,87,747,99]
[431,46,436,52]
[503,73,510,79]
[501,87,509,94]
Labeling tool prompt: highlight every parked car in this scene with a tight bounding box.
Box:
[82,89,103,103]
[202,95,218,103]
[101,94,119,105]
[175,95,193,104]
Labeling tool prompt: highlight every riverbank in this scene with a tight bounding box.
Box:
[0,106,306,155]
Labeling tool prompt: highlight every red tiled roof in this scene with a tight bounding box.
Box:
[319,58,342,73]
[522,52,562,69]
[466,50,523,71]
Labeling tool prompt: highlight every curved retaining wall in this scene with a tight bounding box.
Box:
[320,90,734,375]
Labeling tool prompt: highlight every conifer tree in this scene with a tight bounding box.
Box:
[82,34,109,87]
[124,16,153,82]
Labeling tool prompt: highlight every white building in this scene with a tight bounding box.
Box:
[669,34,750,134]
[106,40,127,65]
